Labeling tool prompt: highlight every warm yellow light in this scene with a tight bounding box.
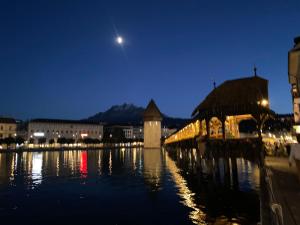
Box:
[294,125,300,134]
[261,99,268,106]
[258,99,268,107]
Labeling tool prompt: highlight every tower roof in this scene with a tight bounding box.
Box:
[144,99,162,121]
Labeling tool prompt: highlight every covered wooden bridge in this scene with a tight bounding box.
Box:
[165,74,275,145]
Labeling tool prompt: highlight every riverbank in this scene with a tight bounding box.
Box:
[0,144,143,153]
[265,156,300,225]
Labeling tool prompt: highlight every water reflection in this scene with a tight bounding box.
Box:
[167,148,260,224]
[165,150,206,224]
[143,148,163,191]
[31,152,42,186]
[0,148,260,225]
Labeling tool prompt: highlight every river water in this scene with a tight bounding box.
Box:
[0,148,260,225]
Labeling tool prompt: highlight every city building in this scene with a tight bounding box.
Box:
[162,126,177,139]
[143,99,162,148]
[104,125,176,143]
[288,36,300,130]
[0,117,17,139]
[104,125,134,142]
[16,120,28,141]
[133,126,143,140]
[28,119,103,144]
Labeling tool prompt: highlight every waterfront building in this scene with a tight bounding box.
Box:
[143,99,162,148]
[288,36,300,129]
[28,119,103,144]
[104,125,134,142]
[0,117,17,139]
[123,126,133,139]
[16,120,28,141]
[162,126,177,138]
[104,125,176,143]
[133,126,143,140]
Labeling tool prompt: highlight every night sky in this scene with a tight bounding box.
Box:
[1,0,300,120]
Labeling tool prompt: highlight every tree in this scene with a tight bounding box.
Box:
[93,138,101,144]
[4,137,15,149]
[15,136,25,147]
[77,139,84,146]
[0,139,3,148]
[38,138,47,147]
[66,138,75,146]
[49,139,55,146]
[29,138,35,144]
[83,138,94,146]
[57,137,67,146]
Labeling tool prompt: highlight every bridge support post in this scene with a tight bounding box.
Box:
[221,116,226,140]
[205,118,210,138]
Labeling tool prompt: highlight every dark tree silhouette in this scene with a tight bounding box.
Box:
[66,138,75,146]
[3,137,15,149]
[38,138,46,147]
[57,137,67,146]
[15,136,25,146]
[29,138,35,144]
[49,139,55,146]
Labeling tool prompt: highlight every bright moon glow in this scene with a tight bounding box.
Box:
[116,36,123,44]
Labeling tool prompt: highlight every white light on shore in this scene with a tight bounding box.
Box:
[33,132,44,137]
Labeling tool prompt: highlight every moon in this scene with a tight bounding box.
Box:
[116,36,123,45]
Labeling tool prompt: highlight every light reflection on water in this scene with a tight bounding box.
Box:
[31,152,42,186]
[0,148,260,225]
[165,151,206,224]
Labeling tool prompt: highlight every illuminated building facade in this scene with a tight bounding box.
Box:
[143,99,162,148]
[0,117,17,138]
[28,119,103,144]
[132,126,143,140]
[162,126,177,138]
[288,36,300,128]
[104,125,134,141]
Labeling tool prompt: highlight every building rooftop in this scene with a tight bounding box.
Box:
[30,118,102,125]
[143,99,163,121]
[0,117,16,124]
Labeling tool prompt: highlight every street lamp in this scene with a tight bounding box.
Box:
[257,99,269,107]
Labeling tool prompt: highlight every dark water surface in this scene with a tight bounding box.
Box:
[0,148,260,225]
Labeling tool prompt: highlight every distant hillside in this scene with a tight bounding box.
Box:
[87,103,188,128]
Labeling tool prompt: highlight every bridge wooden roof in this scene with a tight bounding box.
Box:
[192,76,273,118]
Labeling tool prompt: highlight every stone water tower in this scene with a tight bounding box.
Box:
[143,99,162,148]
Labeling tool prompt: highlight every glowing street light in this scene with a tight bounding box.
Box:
[261,99,268,107]
[257,99,269,107]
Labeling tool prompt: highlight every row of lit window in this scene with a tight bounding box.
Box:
[0,126,14,131]
[0,133,14,138]
[30,130,100,135]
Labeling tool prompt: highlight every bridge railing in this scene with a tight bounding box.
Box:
[265,168,284,225]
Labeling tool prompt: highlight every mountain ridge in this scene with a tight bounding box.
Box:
[87,103,189,128]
